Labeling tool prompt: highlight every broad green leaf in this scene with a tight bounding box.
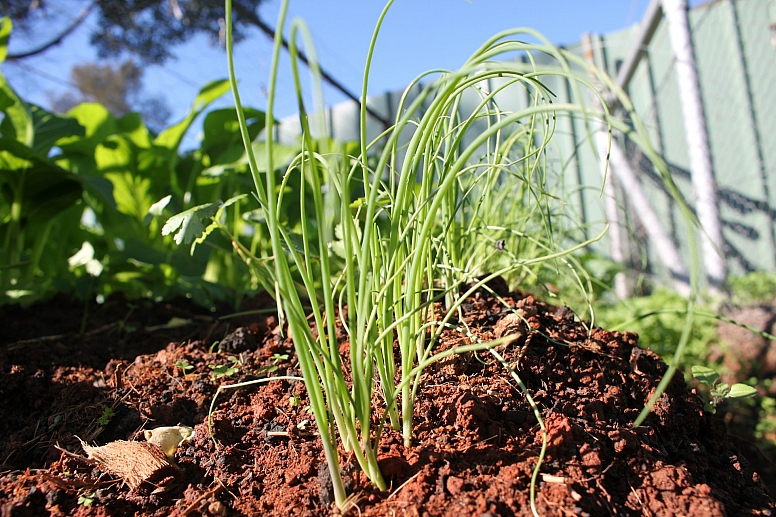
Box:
[250,141,299,172]
[691,365,719,386]
[56,103,118,155]
[201,163,241,177]
[14,169,79,225]
[0,138,83,225]
[201,107,266,158]
[145,81,229,197]
[95,135,157,219]
[154,79,230,154]
[727,383,757,400]
[80,175,117,211]
[30,104,85,155]
[243,208,266,224]
[0,76,32,146]
[201,142,298,177]
[0,135,37,165]
[0,17,11,63]
[116,112,152,148]
[105,170,152,221]
[162,202,220,245]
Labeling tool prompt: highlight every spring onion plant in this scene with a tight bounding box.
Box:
[223,0,699,509]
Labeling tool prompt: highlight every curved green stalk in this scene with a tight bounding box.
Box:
[222,0,699,505]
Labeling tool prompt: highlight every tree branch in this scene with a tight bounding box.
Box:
[232,4,392,129]
[7,2,95,61]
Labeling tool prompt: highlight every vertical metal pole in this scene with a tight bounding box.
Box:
[583,33,691,297]
[663,0,728,288]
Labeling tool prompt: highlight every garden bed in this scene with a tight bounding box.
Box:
[1,289,773,516]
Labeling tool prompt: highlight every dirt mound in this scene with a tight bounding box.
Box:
[1,291,772,516]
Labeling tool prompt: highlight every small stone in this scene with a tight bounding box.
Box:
[446,476,465,496]
[208,500,226,516]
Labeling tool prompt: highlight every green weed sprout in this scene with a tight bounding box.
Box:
[174,359,194,373]
[77,493,95,508]
[223,0,698,510]
[97,407,114,426]
[692,365,757,414]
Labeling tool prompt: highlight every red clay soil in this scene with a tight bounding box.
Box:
[0,289,773,516]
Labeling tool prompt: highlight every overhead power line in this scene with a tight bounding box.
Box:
[7,2,95,60]
[232,3,392,129]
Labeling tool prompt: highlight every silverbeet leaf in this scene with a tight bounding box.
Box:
[162,202,220,245]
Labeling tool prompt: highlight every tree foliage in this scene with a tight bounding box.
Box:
[48,60,171,131]
[4,0,267,64]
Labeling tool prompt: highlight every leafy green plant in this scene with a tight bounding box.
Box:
[48,414,62,431]
[0,18,86,301]
[755,395,776,442]
[216,0,693,510]
[225,0,697,511]
[692,365,757,414]
[595,288,717,369]
[1,16,283,307]
[77,493,95,508]
[174,360,194,373]
[97,407,115,426]
[209,356,241,380]
[270,353,289,363]
[729,271,776,306]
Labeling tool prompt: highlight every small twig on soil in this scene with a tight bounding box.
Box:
[215,475,239,502]
[54,444,92,463]
[266,431,290,437]
[541,473,567,483]
[181,484,223,516]
[386,470,422,501]
[120,364,145,400]
[458,434,498,453]
[580,461,614,482]
[541,494,579,517]
[39,472,116,491]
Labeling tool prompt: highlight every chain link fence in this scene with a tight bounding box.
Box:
[275,0,776,290]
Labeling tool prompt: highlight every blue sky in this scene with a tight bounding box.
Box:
[4,0,666,130]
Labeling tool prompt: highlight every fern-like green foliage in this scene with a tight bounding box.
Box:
[594,288,718,371]
[729,271,776,306]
